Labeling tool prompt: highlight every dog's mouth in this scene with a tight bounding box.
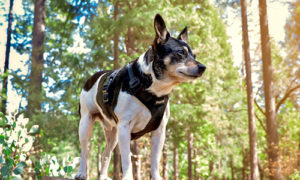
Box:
[178,71,199,79]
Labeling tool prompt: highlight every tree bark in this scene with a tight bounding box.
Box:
[258,159,264,180]
[126,26,136,55]
[28,0,46,115]
[242,148,249,180]
[193,149,198,180]
[1,0,14,115]
[162,144,168,180]
[131,140,141,180]
[113,1,120,70]
[113,2,121,180]
[113,147,121,180]
[258,0,280,179]
[230,156,235,180]
[188,132,193,180]
[241,0,259,179]
[173,143,179,180]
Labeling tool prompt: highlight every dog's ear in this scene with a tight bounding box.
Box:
[177,26,188,43]
[154,14,170,44]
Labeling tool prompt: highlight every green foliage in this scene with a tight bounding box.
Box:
[35,152,78,180]
[0,113,36,179]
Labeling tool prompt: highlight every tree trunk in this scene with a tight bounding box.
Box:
[173,143,179,180]
[162,144,168,180]
[258,0,280,179]
[193,149,198,180]
[131,140,141,180]
[112,2,121,180]
[230,156,235,180]
[113,1,120,70]
[126,26,135,55]
[28,0,46,115]
[241,0,259,179]
[258,159,264,180]
[1,0,14,114]
[242,148,249,180]
[188,132,193,180]
[113,147,121,180]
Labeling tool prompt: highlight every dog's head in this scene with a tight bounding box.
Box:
[150,14,206,83]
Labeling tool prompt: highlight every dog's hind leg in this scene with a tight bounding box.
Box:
[75,114,94,180]
[99,126,118,180]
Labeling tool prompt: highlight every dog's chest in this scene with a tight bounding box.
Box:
[114,91,152,133]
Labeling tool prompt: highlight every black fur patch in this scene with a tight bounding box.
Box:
[83,70,111,91]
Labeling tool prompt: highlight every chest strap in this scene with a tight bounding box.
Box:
[96,70,122,123]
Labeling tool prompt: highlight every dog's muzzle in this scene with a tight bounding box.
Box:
[197,64,206,77]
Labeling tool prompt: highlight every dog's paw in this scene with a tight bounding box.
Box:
[100,175,112,180]
[75,172,87,180]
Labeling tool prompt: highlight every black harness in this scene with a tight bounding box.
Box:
[96,62,169,140]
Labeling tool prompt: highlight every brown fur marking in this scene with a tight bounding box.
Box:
[83,71,111,91]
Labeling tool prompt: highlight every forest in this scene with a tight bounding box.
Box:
[0,0,299,179]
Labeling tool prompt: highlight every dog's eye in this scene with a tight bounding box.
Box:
[176,50,186,57]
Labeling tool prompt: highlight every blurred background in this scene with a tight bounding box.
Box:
[0,0,299,179]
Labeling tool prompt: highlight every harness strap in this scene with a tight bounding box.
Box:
[96,71,122,123]
[128,63,140,91]
[130,95,168,140]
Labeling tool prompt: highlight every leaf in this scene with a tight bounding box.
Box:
[64,165,73,173]
[0,155,3,163]
[1,164,11,177]
[28,125,39,134]
[13,162,26,175]
[0,135,5,144]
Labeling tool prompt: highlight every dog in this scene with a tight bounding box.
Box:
[75,14,206,180]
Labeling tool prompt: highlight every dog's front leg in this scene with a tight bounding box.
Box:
[118,122,133,180]
[151,126,166,180]
[151,104,169,180]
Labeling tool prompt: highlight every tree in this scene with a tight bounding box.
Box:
[241,0,259,179]
[112,2,121,180]
[258,0,279,179]
[28,0,46,115]
[1,0,14,114]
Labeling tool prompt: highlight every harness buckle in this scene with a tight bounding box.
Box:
[103,92,109,103]
[129,77,140,90]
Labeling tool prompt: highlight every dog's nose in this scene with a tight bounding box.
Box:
[198,64,206,73]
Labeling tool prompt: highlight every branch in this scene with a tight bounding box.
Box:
[254,98,265,115]
[255,112,266,133]
[276,84,300,112]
